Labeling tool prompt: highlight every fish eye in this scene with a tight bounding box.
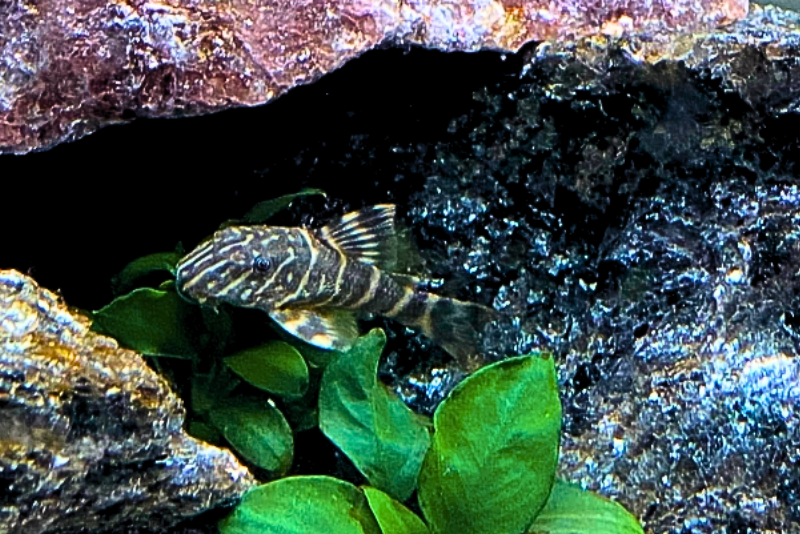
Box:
[253,256,271,272]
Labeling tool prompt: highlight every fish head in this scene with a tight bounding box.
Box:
[176,225,302,309]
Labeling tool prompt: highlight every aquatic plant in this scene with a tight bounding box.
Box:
[90,190,643,534]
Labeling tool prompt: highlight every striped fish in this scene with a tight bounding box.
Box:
[176,204,495,361]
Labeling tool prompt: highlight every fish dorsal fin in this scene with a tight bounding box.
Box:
[316,204,398,270]
[269,308,359,352]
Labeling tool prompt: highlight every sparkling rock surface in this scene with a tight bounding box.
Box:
[0,0,749,155]
[0,270,255,534]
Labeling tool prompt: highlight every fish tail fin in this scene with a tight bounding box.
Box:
[428,296,497,363]
[391,290,497,363]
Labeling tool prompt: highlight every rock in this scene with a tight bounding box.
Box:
[0,270,255,534]
[0,0,749,155]
[540,3,800,93]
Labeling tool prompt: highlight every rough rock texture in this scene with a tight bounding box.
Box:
[0,0,749,155]
[544,2,800,69]
[0,270,255,534]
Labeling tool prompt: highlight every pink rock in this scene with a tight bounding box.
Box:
[0,0,748,155]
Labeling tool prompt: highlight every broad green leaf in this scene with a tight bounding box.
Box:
[527,480,643,534]
[91,288,200,358]
[158,279,176,290]
[111,252,182,295]
[282,400,319,432]
[187,420,223,445]
[191,371,240,414]
[418,354,562,534]
[293,339,341,369]
[363,486,430,534]
[281,369,323,432]
[226,341,310,399]
[200,305,234,357]
[219,476,382,534]
[191,374,217,414]
[319,329,431,501]
[242,188,327,224]
[210,396,294,477]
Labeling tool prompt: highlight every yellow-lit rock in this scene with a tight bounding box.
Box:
[0,269,255,534]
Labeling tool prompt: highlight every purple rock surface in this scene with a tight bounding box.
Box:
[1,0,748,154]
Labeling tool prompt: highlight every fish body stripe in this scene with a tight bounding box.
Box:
[351,266,381,308]
[329,259,375,308]
[215,231,255,259]
[277,228,317,307]
[178,240,213,270]
[180,257,231,293]
[333,246,348,299]
[362,275,408,316]
[293,237,344,307]
[382,286,413,317]
[389,290,431,326]
[214,270,256,298]
[360,273,436,337]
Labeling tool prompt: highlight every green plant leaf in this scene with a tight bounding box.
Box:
[282,400,319,433]
[293,339,341,369]
[158,279,176,290]
[200,305,234,357]
[111,252,182,295]
[226,341,310,399]
[362,486,430,534]
[281,369,323,432]
[527,480,644,534]
[418,354,562,534]
[319,329,431,501]
[210,396,294,477]
[191,371,240,414]
[219,476,382,534]
[187,420,223,445]
[191,374,218,414]
[91,288,200,358]
[242,188,327,224]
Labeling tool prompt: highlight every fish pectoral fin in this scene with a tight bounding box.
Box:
[269,308,359,352]
[315,204,398,270]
